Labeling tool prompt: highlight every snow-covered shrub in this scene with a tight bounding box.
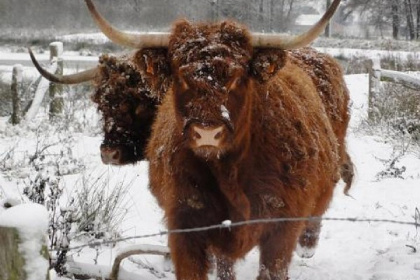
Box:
[381,53,420,72]
[48,173,131,276]
[376,154,407,180]
[71,172,130,240]
[372,83,420,146]
[363,82,420,179]
[56,84,101,135]
[336,53,420,75]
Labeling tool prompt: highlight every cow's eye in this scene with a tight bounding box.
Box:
[177,77,189,91]
[226,76,242,92]
[176,89,194,108]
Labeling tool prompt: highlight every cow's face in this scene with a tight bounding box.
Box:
[168,20,253,159]
[100,101,155,165]
[169,20,285,159]
[93,49,170,165]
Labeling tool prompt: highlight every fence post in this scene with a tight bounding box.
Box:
[0,203,49,280]
[11,64,23,125]
[49,42,64,120]
[368,58,382,121]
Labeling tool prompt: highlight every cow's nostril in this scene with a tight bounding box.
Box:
[214,131,223,140]
[194,131,202,139]
[112,150,120,160]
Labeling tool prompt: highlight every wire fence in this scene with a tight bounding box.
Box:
[56,209,420,252]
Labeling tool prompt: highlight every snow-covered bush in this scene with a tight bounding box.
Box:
[54,84,102,136]
[72,172,130,240]
[373,83,420,146]
[362,82,420,179]
[339,53,420,75]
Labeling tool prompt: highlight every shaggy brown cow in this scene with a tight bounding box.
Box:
[145,22,345,280]
[92,49,170,164]
[29,48,170,165]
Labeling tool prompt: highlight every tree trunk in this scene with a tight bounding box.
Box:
[416,0,420,39]
[270,0,275,32]
[11,64,23,125]
[325,0,332,37]
[259,0,264,30]
[405,0,416,40]
[391,1,400,39]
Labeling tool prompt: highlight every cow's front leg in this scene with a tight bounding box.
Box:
[296,219,321,258]
[257,223,304,280]
[169,231,210,280]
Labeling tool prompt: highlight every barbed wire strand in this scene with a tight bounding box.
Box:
[53,214,420,252]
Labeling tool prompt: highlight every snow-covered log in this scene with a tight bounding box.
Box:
[380,69,420,90]
[110,244,170,280]
[0,203,49,280]
[66,244,170,280]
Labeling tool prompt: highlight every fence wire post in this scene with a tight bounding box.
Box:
[11,64,23,125]
[0,204,49,280]
[49,42,64,120]
[368,58,382,122]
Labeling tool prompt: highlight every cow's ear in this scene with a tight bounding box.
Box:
[138,48,170,76]
[172,19,194,37]
[220,21,251,50]
[250,49,287,82]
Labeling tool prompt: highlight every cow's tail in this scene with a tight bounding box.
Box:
[341,151,355,195]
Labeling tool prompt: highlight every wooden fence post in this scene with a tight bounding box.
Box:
[0,203,49,280]
[49,42,64,120]
[11,64,23,125]
[368,58,382,121]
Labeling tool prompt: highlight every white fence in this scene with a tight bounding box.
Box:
[368,58,420,120]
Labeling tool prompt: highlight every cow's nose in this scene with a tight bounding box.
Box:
[191,124,225,147]
[100,147,121,165]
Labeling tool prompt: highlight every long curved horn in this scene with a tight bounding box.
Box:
[251,0,341,49]
[85,0,169,49]
[29,48,98,84]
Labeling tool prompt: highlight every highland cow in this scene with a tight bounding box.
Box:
[29,48,171,165]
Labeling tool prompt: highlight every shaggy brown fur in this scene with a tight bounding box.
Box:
[288,48,354,193]
[146,20,351,280]
[91,48,170,164]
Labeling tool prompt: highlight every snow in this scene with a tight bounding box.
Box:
[116,244,170,256]
[0,203,49,280]
[222,220,232,227]
[1,46,419,279]
[220,105,230,121]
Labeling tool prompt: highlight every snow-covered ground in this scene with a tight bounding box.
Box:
[1,58,419,279]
